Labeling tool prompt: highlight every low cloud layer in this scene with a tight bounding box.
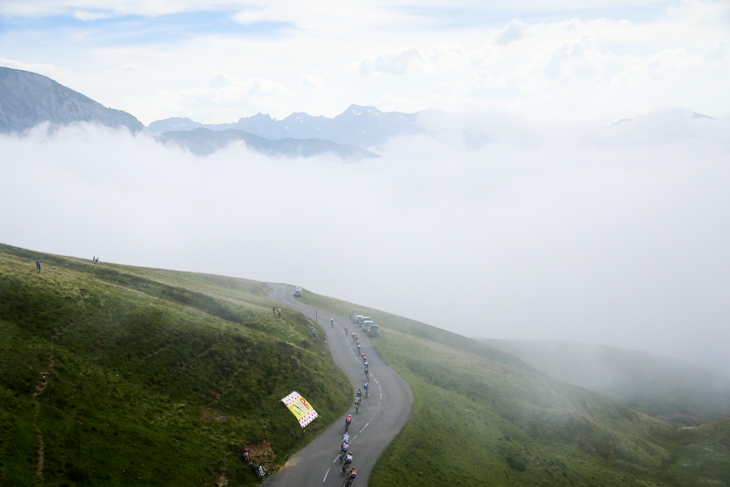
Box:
[2,109,729,376]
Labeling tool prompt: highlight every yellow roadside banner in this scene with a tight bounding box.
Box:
[281,391,318,428]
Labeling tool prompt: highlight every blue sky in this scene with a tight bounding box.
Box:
[1,0,728,124]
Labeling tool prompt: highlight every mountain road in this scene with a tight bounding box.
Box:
[263,283,413,486]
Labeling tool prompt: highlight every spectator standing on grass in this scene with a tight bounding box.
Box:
[273,307,276,316]
[36,257,42,273]
[277,308,282,319]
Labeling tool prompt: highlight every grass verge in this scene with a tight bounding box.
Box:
[0,244,351,486]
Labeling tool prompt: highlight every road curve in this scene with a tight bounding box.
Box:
[264,283,413,487]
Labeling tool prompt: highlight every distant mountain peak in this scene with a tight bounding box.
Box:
[0,66,143,133]
[149,104,424,149]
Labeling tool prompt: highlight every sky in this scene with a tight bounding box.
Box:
[2,1,730,375]
[1,0,729,124]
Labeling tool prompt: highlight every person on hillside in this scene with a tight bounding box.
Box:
[277,308,282,319]
[241,448,252,462]
[342,452,353,472]
[273,307,276,315]
[35,257,42,273]
[323,335,328,343]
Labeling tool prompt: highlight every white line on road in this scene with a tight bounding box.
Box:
[353,436,358,440]
[360,422,370,433]
[333,456,339,464]
[323,468,330,482]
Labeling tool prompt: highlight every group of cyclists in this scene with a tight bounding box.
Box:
[328,317,376,486]
[339,427,356,485]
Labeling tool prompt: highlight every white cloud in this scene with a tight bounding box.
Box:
[359,47,425,75]
[209,72,234,89]
[300,74,324,87]
[0,58,68,80]
[494,19,526,46]
[231,7,296,25]
[73,10,111,21]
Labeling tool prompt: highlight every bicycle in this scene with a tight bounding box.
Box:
[343,473,356,486]
[355,403,360,414]
[255,464,269,479]
[341,458,353,473]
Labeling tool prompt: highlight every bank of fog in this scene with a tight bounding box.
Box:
[1,109,729,375]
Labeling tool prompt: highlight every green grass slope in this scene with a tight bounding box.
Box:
[0,244,351,487]
[298,290,730,486]
[477,339,730,425]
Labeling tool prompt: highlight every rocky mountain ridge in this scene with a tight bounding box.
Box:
[0,67,144,133]
[147,104,424,148]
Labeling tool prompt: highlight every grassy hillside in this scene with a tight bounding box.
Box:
[478,339,730,425]
[0,244,351,487]
[298,290,730,486]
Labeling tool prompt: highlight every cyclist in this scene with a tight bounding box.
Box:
[342,432,350,444]
[363,381,369,397]
[339,441,349,460]
[354,395,360,413]
[345,468,357,486]
[331,318,334,327]
[345,415,352,431]
[341,451,353,472]
[356,389,362,399]
[357,343,361,352]
[363,360,368,368]
[364,369,369,379]
[351,332,355,340]
[344,326,348,334]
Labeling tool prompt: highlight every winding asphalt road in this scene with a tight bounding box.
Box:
[263,283,413,486]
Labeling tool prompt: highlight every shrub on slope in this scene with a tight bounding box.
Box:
[0,244,350,486]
